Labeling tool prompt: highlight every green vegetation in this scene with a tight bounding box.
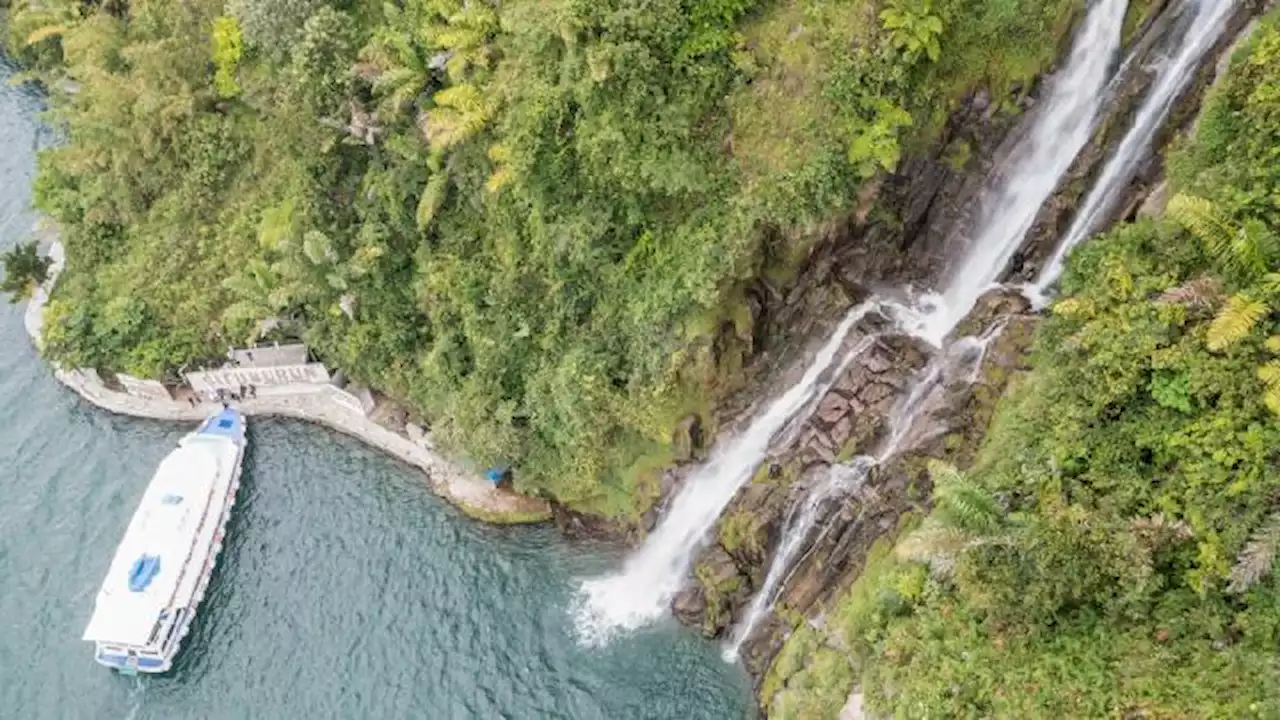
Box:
[719,508,763,556]
[3,0,1076,514]
[766,15,1280,717]
[0,240,52,302]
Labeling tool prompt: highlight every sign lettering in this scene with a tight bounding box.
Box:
[186,363,331,394]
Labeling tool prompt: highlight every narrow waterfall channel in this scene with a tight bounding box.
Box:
[576,0,1237,654]
[1033,0,1240,298]
[575,301,882,643]
[917,0,1129,346]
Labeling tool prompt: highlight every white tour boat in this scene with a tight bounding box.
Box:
[82,407,247,674]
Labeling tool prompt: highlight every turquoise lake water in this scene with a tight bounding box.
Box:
[0,56,753,719]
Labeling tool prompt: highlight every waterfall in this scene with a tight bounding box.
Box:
[723,458,874,661]
[918,0,1128,345]
[1032,0,1239,298]
[573,300,881,643]
[717,0,1130,655]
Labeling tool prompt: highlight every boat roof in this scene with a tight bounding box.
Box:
[82,436,237,646]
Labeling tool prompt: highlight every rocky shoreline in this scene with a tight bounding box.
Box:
[24,235,551,525]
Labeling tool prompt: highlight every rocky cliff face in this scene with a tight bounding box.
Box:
[675,290,1038,679]
[665,0,1266,705]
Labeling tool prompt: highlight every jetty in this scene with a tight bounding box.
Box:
[23,237,550,525]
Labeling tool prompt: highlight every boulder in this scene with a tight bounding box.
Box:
[829,415,854,450]
[815,393,850,425]
[857,382,895,408]
[694,547,752,637]
[672,586,708,626]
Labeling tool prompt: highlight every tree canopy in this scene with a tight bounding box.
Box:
[0,240,52,302]
[7,0,1076,515]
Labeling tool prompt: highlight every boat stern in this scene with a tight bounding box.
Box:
[92,643,171,674]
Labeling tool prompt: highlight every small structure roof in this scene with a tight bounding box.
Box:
[229,343,309,368]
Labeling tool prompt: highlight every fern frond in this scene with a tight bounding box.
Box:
[433,83,483,111]
[1265,386,1280,416]
[1258,361,1280,388]
[1167,194,1235,264]
[1261,273,1280,299]
[1231,220,1272,278]
[26,24,68,46]
[416,173,449,229]
[1206,294,1268,351]
[927,461,1002,534]
[1229,511,1280,593]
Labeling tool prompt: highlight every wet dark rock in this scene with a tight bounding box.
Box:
[550,504,635,544]
[673,413,704,462]
[672,585,708,627]
[829,415,854,450]
[951,287,1033,340]
[1010,0,1259,285]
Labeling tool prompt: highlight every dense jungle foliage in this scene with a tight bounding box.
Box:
[766,13,1280,718]
[0,0,1078,514]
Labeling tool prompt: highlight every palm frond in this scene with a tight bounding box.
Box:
[1229,511,1280,593]
[1258,361,1280,387]
[416,173,450,230]
[26,24,69,46]
[1207,294,1268,351]
[895,524,971,577]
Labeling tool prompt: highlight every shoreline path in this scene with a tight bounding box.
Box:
[22,238,551,524]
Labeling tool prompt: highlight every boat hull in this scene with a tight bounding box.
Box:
[84,408,247,674]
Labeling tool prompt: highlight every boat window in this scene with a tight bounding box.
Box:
[162,494,183,505]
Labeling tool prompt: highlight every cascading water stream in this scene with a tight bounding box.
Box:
[715,0,1130,656]
[722,458,874,661]
[721,315,1007,657]
[1032,0,1239,299]
[918,0,1128,345]
[574,301,881,643]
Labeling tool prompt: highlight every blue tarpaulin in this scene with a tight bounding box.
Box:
[128,555,161,592]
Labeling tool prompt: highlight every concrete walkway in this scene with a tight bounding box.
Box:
[25,239,550,524]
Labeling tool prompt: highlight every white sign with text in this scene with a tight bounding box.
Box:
[186,363,331,394]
